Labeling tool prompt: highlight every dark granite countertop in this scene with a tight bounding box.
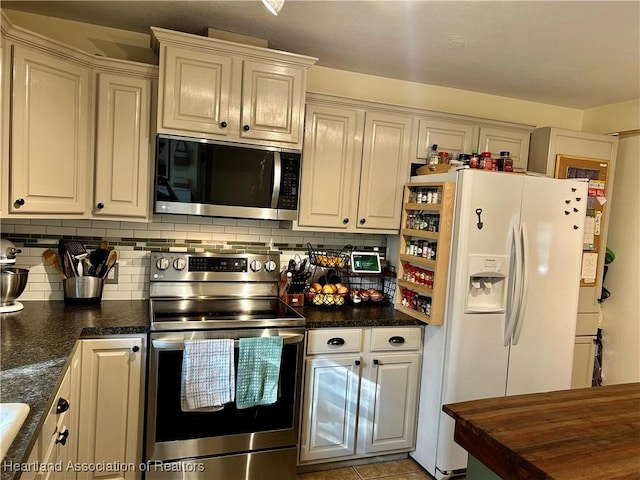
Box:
[302,304,423,328]
[1,301,149,480]
[0,299,420,480]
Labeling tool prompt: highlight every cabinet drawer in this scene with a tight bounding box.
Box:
[307,329,363,355]
[370,327,422,352]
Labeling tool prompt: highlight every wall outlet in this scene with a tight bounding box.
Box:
[105,262,118,284]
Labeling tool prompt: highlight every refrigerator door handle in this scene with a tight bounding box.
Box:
[504,222,522,346]
[512,222,530,345]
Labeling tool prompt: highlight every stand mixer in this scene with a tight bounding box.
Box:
[0,239,29,313]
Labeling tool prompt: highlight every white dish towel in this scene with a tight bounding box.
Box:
[181,338,235,412]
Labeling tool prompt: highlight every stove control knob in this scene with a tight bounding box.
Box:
[249,259,263,272]
[173,258,187,271]
[264,260,277,272]
[156,257,170,271]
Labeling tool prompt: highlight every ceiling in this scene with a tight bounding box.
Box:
[3,1,640,109]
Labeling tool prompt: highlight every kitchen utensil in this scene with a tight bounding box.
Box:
[58,240,75,277]
[88,247,110,276]
[63,276,103,304]
[100,250,118,279]
[42,249,66,279]
[64,240,88,276]
[0,267,29,312]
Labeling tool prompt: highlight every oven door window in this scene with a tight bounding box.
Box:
[154,343,299,442]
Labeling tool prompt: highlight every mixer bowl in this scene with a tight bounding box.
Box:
[0,267,29,306]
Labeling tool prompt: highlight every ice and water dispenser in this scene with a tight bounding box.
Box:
[465,255,509,313]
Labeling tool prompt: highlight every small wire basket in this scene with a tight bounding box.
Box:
[346,267,396,306]
[307,243,352,269]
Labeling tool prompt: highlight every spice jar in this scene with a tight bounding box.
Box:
[501,151,514,172]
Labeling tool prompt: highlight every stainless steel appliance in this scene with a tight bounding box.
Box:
[0,239,28,313]
[146,252,305,480]
[154,134,301,221]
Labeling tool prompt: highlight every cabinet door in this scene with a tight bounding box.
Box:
[571,336,596,389]
[299,355,361,462]
[240,61,304,145]
[94,73,151,219]
[360,353,420,454]
[159,45,232,136]
[357,112,412,230]
[57,348,82,480]
[10,45,90,215]
[298,104,364,229]
[78,338,144,480]
[478,126,531,172]
[416,119,477,159]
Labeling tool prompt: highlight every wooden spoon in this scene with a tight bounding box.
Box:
[42,249,66,279]
[100,250,118,279]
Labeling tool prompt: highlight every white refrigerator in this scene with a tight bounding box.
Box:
[408,169,588,479]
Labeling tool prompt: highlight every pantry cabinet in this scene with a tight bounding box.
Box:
[416,117,532,172]
[299,327,422,465]
[396,182,456,325]
[77,336,145,480]
[297,95,413,233]
[151,27,316,150]
[0,14,157,220]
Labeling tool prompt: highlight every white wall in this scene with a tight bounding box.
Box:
[582,101,640,384]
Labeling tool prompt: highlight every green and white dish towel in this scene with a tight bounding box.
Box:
[236,336,283,409]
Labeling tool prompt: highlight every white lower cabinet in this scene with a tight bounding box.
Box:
[571,336,597,389]
[77,337,145,480]
[22,346,82,480]
[299,327,422,465]
[23,337,145,480]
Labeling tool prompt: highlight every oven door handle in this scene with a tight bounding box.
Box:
[152,332,305,351]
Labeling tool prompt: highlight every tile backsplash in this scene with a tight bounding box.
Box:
[1,215,387,301]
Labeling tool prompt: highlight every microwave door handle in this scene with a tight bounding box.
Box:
[271,151,282,209]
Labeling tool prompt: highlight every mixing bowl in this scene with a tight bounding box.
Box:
[0,267,29,306]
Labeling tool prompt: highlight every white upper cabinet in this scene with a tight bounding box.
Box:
[416,119,477,159]
[1,14,157,220]
[159,45,233,137]
[415,116,533,171]
[297,95,413,233]
[240,60,304,144]
[9,44,91,215]
[478,126,530,172]
[93,72,152,219]
[298,103,365,229]
[357,112,413,230]
[152,27,317,150]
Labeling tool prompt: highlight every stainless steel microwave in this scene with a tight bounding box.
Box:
[154,135,301,221]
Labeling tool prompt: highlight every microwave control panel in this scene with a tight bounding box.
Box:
[278,154,300,210]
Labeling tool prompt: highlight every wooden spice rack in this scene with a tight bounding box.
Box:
[395,181,455,325]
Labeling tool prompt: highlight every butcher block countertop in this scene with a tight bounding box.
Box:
[443,383,640,480]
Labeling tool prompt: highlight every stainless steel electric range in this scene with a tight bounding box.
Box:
[145,252,305,480]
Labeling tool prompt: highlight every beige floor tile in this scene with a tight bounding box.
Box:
[376,473,433,480]
[354,459,423,479]
[296,467,360,480]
